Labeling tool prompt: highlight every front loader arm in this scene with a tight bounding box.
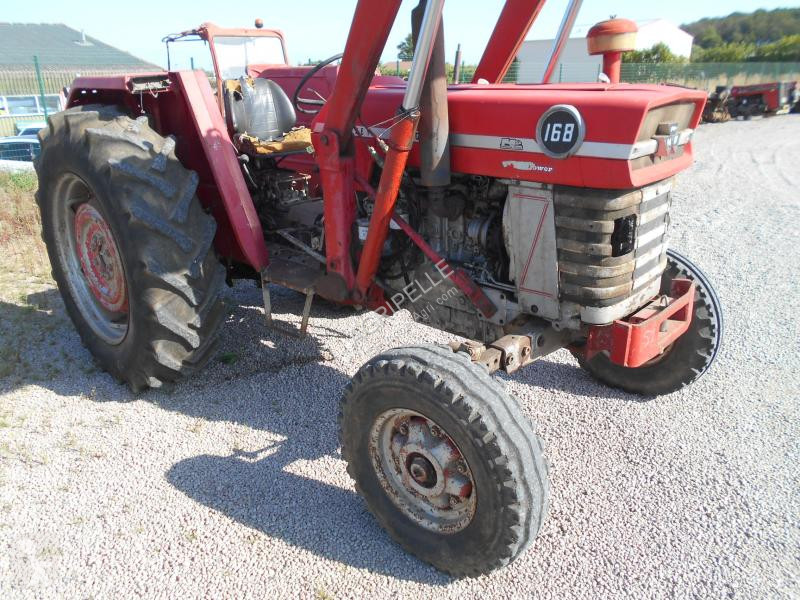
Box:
[310,1,404,300]
[472,0,546,83]
[312,0,452,304]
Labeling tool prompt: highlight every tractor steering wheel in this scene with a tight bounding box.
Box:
[293,53,343,115]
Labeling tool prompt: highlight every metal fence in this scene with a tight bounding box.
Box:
[620,62,800,88]
[2,57,798,137]
[457,61,800,87]
[0,57,152,137]
[452,64,520,84]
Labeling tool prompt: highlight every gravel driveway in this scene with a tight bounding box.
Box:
[1,116,799,599]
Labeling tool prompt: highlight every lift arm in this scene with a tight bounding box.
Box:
[311,1,403,300]
[472,0,547,83]
[312,0,555,303]
[312,0,445,302]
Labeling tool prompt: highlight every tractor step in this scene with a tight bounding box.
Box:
[260,257,318,336]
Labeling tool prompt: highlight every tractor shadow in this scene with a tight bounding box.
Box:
[0,282,448,583]
[166,442,448,583]
[0,281,356,397]
[501,354,653,402]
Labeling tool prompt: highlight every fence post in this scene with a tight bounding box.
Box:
[34,55,49,120]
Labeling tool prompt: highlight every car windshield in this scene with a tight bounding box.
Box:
[214,36,285,79]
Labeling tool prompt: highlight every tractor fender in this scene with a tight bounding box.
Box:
[66,71,269,272]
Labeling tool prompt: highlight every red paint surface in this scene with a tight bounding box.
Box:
[731,81,797,111]
[65,34,705,275]
[472,0,546,84]
[583,279,695,367]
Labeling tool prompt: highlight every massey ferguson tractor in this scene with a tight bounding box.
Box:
[35,0,722,577]
[728,80,799,119]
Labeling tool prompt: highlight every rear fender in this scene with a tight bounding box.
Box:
[67,71,268,271]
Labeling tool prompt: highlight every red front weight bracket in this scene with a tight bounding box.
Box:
[582,278,696,368]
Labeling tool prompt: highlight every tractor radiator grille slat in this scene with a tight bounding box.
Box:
[554,180,672,316]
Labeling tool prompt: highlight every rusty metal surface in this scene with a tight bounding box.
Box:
[451,321,575,375]
[369,409,476,534]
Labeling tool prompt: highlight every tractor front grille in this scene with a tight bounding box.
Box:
[553,179,672,324]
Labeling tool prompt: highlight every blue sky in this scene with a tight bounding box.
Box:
[2,0,793,69]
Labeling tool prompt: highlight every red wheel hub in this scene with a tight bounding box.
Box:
[74,204,128,313]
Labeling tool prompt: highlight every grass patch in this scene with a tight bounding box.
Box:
[0,170,48,278]
[218,352,239,365]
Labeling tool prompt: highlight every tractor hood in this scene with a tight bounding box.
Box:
[354,82,707,190]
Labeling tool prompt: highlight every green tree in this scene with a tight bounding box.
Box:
[682,8,800,45]
[623,43,687,64]
[397,33,414,60]
[695,27,724,49]
[753,34,800,61]
[691,42,755,62]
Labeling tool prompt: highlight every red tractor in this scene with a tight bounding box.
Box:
[34,0,722,577]
[729,81,799,119]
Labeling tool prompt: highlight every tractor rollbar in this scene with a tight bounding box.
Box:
[541,0,583,83]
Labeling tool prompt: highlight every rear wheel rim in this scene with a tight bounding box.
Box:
[52,173,129,345]
[369,408,476,534]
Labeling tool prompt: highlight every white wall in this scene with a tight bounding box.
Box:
[515,19,694,84]
[636,20,693,58]
[516,38,601,84]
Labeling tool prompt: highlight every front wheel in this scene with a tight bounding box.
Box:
[574,249,723,396]
[339,345,549,577]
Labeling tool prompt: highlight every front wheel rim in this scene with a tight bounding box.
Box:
[52,172,129,345]
[369,408,477,534]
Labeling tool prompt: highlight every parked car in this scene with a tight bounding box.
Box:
[0,136,41,162]
[16,123,46,137]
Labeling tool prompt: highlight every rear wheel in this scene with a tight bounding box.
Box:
[339,345,549,577]
[574,249,723,396]
[36,105,225,391]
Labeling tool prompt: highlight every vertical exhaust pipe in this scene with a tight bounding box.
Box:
[453,43,462,84]
[412,0,451,189]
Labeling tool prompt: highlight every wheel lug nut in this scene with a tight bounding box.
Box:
[430,425,441,437]
[449,495,462,507]
[398,422,409,436]
[456,460,468,474]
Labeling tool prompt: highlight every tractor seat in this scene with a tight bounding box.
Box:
[225,77,313,156]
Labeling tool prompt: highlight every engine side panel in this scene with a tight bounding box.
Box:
[502,183,560,319]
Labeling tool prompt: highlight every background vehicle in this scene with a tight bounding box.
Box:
[0,136,40,162]
[702,85,734,122]
[729,81,798,118]
[16,123,46,137]
[34,0,722,577]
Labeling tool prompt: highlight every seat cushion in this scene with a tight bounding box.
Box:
[226,77,297,141]
[237,127,313,156]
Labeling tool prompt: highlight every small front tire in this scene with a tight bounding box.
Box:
[339,345,549,577]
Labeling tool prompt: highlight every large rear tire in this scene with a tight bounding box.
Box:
[36,105,225,392]
[573,249,723,396]
[339,345,549,577]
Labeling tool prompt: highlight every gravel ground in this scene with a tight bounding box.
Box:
[1,116,799,599]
